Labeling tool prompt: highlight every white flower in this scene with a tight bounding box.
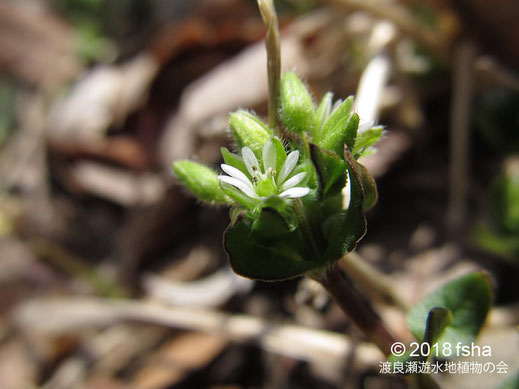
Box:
[218,140,310,202]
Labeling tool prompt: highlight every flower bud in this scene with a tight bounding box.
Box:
[319,112,359,156]
[280,71,315,134]
[173,161,228,204]
[318,96,354,143]
[313,92,333,140]
[229,111,271,157]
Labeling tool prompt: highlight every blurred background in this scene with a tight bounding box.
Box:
[0,0,518,388]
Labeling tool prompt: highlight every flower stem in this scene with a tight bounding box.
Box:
[313,264,441,389]
[313,263,396,357]
[257,0,281,132]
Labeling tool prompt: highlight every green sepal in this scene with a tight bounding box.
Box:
[251,197,295,243]
[406,272,492,359]
[221,147,249,178]
[280,71,315,134]
[219,182,259,210]
[356,161,378,210]
[270,136,287,173]
[224,213,317,281]
[173,160,228,205]
[309,143,347,199]
[321,148,367,262]
[291,158,317,190]
[317,96,353,143]
[312,92,333,140]
[229,111,271,157]
[353,126,384,158]
[319,112,359,157]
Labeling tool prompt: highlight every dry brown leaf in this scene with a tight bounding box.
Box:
[132,332,227,389]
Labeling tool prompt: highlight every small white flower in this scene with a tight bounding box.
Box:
[218,140,310,202]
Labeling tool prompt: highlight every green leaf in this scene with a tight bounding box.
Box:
[173,161,228,205]
[309,143,347,199]
[406,272,492,359]
[229,111,271,156]
[353,126,384,158]
[317,96,353,143]
[319,112,359,156]
[224,214,317,281]
[312,92,333,140]
[280,71,315,134]
[423,307,452,347]
[322,148,367,261]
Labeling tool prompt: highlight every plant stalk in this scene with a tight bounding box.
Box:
[257,0,281,132]
[314,263,396,356]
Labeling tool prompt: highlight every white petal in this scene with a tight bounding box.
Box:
[331,98,343,114]
[220,164,254,190]
[262,140,277,172]
[279,187,310,198]
[280,172,306,191]
[220,183,260,206]
[218,175,259,199]
[242,147,260,177]
[277,150,299,185]
[358,119,374,134]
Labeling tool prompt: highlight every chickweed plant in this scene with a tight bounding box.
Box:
[173,1,493,388]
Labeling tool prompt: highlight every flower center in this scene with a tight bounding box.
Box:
[251,164,278,197]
